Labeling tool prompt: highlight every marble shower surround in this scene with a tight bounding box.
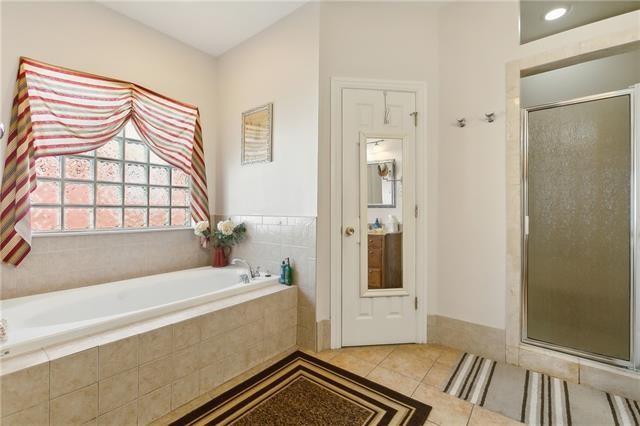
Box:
[505,30,640,399]
[0,229,210,300]
[217,215,317,350]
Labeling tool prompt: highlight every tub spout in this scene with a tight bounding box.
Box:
[231,258,256,278]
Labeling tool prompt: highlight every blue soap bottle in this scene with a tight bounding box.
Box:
[279,260,286,284]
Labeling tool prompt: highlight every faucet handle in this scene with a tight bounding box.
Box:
[254,266,261,277]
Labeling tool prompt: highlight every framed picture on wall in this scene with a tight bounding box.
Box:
[241,103,273,165]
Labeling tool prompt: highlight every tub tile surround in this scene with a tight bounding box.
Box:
[504,30,640,399]
[0,286,297,425]
[0,229,210,300]
[217,215,318,350]
[50,348,98,399]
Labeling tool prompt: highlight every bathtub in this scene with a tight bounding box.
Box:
[0,266,281,358]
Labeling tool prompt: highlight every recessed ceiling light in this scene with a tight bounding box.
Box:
[545,7,567,21]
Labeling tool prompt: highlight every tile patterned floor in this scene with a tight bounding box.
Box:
[155,344,520,426]
[305,344,523,426]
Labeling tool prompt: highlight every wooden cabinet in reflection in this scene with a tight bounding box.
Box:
[367,232,402,289]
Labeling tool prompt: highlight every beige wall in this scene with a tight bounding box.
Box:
[213,4,320,347]
[214,4,320,218]
[315,1,640,333]
[0,2,218,297]
[436,2,640,331]
[316,1,442,322]
[436,2,515,330]
[3,0,639,342]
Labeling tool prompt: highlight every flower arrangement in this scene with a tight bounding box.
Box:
[194,219,247,248]
[194,220,211,248]
[195,219,247,267]
[212,219,247,247]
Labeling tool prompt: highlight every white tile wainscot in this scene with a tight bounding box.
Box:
[0,285,297,425]
[219,215,317,350]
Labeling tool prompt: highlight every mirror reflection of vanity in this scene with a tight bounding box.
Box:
[366,138,403,290]
[367,233,402,289]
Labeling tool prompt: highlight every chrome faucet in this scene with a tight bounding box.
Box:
[231,258,257,279]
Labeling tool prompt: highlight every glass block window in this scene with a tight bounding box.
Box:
[31,122,192,233]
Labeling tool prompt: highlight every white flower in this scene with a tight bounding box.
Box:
[217,220,235,236]
[194,220,209,236]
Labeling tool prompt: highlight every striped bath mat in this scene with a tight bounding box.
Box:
[445,352,640,425]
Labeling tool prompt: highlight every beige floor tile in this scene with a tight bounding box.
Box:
[468,406,523,425]
[367,366,420,396]
[392,344,443,362]
[379,350,434,382]
[339,345,395,365]
[303,349,339,362]
[422,361,454,389]
[328,352,376,377]
[412,384,472,426]
[435,346,464,369]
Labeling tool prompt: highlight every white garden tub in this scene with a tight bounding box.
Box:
[0,266,281,358]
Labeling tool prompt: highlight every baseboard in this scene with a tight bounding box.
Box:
[427,314,506,362]
[296,325,317,351]
[514,343,640,399]
[316,320,331,352]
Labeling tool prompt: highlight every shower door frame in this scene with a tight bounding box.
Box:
[521,87,639,369]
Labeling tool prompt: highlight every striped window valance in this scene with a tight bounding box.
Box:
[0,57,210,265]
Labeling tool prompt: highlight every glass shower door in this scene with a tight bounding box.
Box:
[524,91,633,363]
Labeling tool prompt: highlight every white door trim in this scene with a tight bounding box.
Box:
[330,77,428,349]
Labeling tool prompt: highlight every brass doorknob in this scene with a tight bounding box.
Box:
[345,226,355,236]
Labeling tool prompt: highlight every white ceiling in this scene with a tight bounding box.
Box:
[100,1,306,57]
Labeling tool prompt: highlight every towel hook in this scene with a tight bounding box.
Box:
[484,112,495,123]
[456,118,466,128]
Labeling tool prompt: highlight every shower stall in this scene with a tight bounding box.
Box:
[522,85,639,369]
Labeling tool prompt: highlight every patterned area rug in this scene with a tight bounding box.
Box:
[444,352,640,425]
[172,351,431,425]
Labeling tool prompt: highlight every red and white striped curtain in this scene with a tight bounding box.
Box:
[0,57,210,265]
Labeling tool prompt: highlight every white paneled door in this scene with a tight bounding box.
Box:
[341,88,418,346]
